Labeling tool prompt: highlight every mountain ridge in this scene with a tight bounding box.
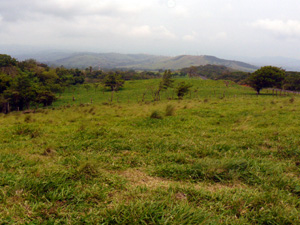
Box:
[14,51,258,72]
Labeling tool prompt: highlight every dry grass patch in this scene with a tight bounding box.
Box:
[120,169,171,188]
[119,169,248,194]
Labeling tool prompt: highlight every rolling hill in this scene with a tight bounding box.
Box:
[15,51,258,72]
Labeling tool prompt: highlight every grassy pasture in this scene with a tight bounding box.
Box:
[53,78,252,106]
[0,79,300,224]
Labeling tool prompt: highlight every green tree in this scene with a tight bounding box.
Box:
[103,73,125,91]
[247,66,285,94]
[0,73,12,94]
[0,54,17,67]
[73,69,85,85]
[35,90,57,107]
[4,73,37,110]
[175,81,192,99]
[160,70,174,89]
[283,72,300,91]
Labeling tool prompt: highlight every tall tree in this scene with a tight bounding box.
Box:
[160,70,174,90]
[103,73,125,91]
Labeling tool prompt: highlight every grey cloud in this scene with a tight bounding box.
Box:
[252,19,300,39]
[0,0,142,22]
[1,0,300,59]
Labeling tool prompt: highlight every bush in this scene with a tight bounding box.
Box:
[175,82,192,99]
[150,110,163,119]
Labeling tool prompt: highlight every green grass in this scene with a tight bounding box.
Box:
[53,78,253,107]
[0,79,300,224]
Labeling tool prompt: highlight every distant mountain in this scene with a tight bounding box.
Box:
[14,51,73,62]
[13,51,258,72]
[143,55,258,72]
[50,52,167,70]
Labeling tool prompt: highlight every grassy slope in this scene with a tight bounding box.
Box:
[0,79,300,224]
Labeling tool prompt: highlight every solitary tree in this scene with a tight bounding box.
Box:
[103,73,125,91]
[160,70,174,90]
[247,66,285,94]
[175,81,192,99]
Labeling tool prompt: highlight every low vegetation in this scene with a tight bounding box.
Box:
[0,78,300,224]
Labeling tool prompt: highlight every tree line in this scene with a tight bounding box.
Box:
[0,54,176,113]
[0,54,85,113]
[247,66,300,94]
[181,64,300,93]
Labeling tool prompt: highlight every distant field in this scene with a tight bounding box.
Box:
[53,78,258,107]
[1,79,300,224]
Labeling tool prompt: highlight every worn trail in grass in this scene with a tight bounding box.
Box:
[0,79,300,224]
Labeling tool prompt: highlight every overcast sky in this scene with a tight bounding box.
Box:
[1,0,300,59]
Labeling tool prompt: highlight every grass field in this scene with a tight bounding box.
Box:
[52,78,253,107]
[1,79,300,224]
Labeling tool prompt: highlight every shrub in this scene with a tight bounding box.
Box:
[175,82,192,99]
[150,110,163,119]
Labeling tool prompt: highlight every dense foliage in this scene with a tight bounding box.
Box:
[283,71,300,91]
[0,54,85,113]
[247,66,285,94]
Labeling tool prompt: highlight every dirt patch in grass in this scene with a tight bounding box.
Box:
[119,169,247,193]
[120,169,171,188]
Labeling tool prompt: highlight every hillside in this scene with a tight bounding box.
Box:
[22,52,258,72]
[180,64,251,83]
[140,55,258,72]
[49,53,167,70]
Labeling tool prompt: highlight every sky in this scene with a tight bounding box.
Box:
[1,0,300,60]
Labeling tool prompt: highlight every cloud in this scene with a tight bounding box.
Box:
[183,32,197,41]
[130,25,152,37]
[252,19,300,38]
[0,0,144,21]
[170,6,189,18]
[129,25,176,39]
[215,32,228,40]
[183,35,195,41]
